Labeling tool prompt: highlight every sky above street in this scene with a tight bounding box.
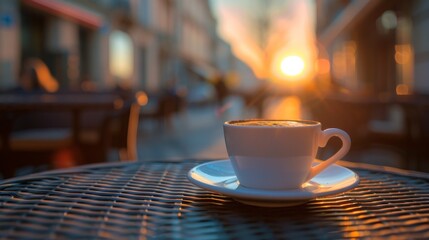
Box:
[210,0,316,81]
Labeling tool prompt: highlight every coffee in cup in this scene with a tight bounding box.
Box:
[223,119,351,190]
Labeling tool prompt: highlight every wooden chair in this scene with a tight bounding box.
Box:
[110,101,140,161]
[80,100,140,162]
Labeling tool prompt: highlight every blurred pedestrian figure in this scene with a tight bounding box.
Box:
[213,72,229,106]
[113,81,134,102]
[242,80,269,118]
[253,81,269,117]
[160,77,185,120]
[18,58,59,93]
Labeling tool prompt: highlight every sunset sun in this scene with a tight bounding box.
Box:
[280,55,305,77]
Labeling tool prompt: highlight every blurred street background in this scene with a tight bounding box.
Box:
[1,0,429,179]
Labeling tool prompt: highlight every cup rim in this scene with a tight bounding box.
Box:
[224,119,321,128]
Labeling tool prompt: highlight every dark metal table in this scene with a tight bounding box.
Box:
[1,159,429,239]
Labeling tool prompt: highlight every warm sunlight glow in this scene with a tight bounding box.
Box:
[212,0,316,79]
[23,58,59,92]
[264,96,305,119]
[396,84,411,95]
[316,58,330,75]
[135,91,149,106]
[270,49,315,86]
[280,56,305,77]
[395,44,412,65]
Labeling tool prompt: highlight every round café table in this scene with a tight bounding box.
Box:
[1,159,429,239]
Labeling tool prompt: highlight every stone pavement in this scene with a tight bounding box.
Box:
[137,96,249,161]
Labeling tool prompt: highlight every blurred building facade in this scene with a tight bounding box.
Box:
[316,0,429,96]
[0,0,245,94]
[0,0,107,90]
[314,0,429,171]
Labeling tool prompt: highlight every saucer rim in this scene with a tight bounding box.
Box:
[187,159,360,201]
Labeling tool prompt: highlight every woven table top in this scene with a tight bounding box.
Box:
[1,159,429,239]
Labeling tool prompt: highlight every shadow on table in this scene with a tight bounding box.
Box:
[183,196,345,239]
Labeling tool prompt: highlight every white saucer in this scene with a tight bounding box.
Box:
[188,159,359,207]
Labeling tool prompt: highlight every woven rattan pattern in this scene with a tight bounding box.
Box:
[1,160,429,239]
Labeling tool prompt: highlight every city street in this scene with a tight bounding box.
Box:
[5,94,406,180]
[136,95,310,162]
[136,95,405,169]
[2,1,429,238]
[137,96,246,161]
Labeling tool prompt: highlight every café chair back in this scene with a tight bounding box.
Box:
[79,97,140,162]
[110,101,140,161]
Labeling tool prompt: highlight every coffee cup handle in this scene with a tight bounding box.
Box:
[306,128,351,181]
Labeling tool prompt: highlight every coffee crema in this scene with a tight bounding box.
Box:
[230,120,310,127]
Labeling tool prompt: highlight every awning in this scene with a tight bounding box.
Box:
[22,0,103,29]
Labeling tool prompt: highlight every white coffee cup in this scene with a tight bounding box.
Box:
[223,119,351,190]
